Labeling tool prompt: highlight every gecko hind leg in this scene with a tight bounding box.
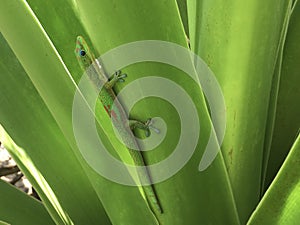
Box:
[129,118,160,137]
[105,70,127,89]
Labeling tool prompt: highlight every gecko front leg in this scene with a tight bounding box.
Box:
[106,71,159,137]
[105,70,127,89]
[129,118,160,137]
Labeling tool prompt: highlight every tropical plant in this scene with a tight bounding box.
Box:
[0,0,299,224]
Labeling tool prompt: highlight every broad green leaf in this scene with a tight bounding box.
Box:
[25,0,90,82]
[247,132,300,224]
[0,24,110,225]
[260,8,291,193]
[0,221,10,225]
[0,179,54,225]
[0,127,72,225]
[176,0,189,37]
[69,0,240,224]
[264,0,300,190]
[187,0,292,222]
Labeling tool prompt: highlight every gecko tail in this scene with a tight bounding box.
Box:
[143,185,163,215]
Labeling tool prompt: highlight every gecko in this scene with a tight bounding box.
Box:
[74,36,163,215]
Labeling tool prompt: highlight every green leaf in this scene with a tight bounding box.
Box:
[0,16,110,225]
[187,0,292,222]
[0,221,10,225]
[247,132,300,224]
[264,0,300,190]
[176,0,189,37]
[0,179,55,225]
[71,0,240,224]
[0,125,75,225]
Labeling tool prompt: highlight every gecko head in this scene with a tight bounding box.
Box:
[75,36,94,70]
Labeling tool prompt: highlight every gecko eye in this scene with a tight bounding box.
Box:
[80,50,86,56]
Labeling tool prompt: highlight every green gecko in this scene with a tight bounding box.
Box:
[74,36,163,215]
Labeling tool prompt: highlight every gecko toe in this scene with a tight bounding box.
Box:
[120,73,127,78]
[150,126,160,134]
[115,70,121,75]
[145,129,151,137]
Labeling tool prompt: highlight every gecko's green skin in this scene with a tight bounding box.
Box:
[75,36,163,215]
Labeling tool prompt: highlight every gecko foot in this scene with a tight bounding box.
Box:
[114,70,127,83]
[106,70,127,88]
[129,118,160,137]
[145,118,160,135]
